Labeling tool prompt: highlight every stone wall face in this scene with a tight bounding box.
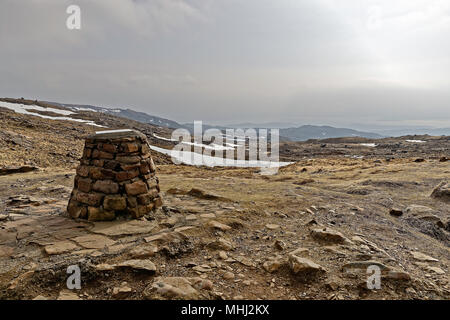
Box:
[67,130,162,221]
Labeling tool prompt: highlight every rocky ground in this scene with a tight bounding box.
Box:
[0,105,449,300]
[0,101,174,169]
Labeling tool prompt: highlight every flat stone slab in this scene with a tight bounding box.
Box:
[0,165,38,176]
[90,129,146,140]
[115,259,157,273]
[72,234,116,249]
[91,220,158,236]
[44,241,79,255]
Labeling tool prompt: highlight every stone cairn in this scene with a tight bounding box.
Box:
[67,129,162,221]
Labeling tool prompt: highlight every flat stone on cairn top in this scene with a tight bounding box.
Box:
[67,129,162,221]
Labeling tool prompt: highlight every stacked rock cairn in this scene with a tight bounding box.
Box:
[67,129,162,221]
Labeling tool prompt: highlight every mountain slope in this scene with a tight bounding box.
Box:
[45,101,182,129]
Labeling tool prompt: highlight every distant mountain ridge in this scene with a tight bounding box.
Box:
[44,101,182,129]
[279,125,384,141]
[1,97,416,141]
[370,127,450,137]
[183,123,384,141]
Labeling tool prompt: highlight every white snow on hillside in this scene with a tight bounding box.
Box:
[0,101,105,127]
[153,133,237,151]
[149,145,292,168]
[360,143,377,147]
[153,133,178,142]
[181,141,235,151]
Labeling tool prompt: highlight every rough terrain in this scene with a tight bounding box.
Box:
[0,102,449,300]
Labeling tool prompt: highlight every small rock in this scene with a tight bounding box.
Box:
[187,188,230,201]
[185,214,197,221]
[289,255,326,275]
[234,256,255,267]
[95,263,116,271]
[112,285,132,299]
[57,290,81,300]
[223,272,235,280]
[160,217,178,227]
[166,188,186,195]
[290,247,309,257]
[411,251,439,262]
[207,238,233,251]
[193,265,212,273]
[263,259,283,273]
[8,270,34,290]
[389,208,403,217]
[426,266,445,275]
[190,277,213,291]
[274,240,285,251]
[310,227,349,244]
[304,219,318,226]
[430,181,450,202]
[208,220,232,231]
[405,205,436,216]
[116,259,157,273]
[405,287,416,294]
[129,245,158,259]
[218,251,228,260]
[144,277,201,300]
[385,269,411,281]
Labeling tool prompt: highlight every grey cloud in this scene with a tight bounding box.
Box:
[0,0,449,128]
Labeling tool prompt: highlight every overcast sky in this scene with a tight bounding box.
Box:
[1,0,449,128]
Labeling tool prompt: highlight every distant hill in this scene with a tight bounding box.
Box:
[183,123,384,141]
[371,127,450,137]
[280,125,383,141]
[1,98,391,140]
[224,122,299,129]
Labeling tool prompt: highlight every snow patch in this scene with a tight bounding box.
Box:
[406,140,426,143]
[153,133,178,142]
[181,141,235,151]
[95,129,133,134]
[149,145,292,168]
[0,101,105,127]
[360,143,377,147]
